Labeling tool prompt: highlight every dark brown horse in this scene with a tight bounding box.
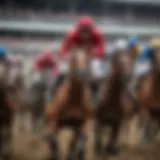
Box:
[95,48,134,155]
[0,59,16,159]
[46,48,92,160]
[139,46,160,147]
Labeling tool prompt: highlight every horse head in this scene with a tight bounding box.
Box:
[68,48,90,83]
[112,47,134,83]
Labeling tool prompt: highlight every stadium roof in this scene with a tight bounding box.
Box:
[0,20,160,36]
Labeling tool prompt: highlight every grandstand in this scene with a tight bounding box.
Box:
[0,0,159,53]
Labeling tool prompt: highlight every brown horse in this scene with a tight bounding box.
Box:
[46,48,92,160]
[139,46,160,147]
[0,59,16,159]
[95,48,134,155]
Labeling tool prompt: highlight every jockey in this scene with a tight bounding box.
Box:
[136,44,152,63]
[132,38,160,100]
[134,44,152,78]
[34,50,58,76]
[128,36,139,59]
[136,38,160,64]
[57,16,105,93]
[132,44,152,99]
[60,16,105,59]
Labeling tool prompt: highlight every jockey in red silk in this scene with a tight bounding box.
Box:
[34,51,58,76]
[60,16,105,59]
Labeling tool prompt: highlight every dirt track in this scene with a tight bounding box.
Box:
[11,115,160,160]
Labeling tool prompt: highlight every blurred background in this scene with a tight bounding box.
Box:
[1,0,160,77]
[1,0,160,52]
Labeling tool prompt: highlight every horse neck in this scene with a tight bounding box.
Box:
[107,69,124,98]
[67,77,85,103]
[68,77,84,92]
[151,70,160,89]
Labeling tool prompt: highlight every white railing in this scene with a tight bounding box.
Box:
[0,20,160,36]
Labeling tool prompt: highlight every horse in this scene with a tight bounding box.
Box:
[95,47,134,155]
[139,46,160,147]
[46,48,92,160]
[0,58,16,159]
[29,68,54,134]
[7,60,28,132]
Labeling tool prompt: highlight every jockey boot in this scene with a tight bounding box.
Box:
[76,135,86,160]
[49,137,58,160]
